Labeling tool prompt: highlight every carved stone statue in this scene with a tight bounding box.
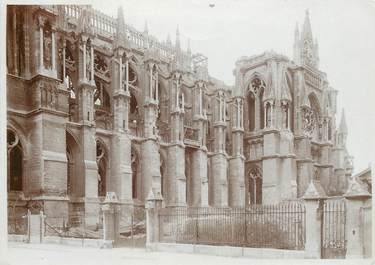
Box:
[43,31,52,69]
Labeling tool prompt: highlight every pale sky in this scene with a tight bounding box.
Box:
[92,0,375,174]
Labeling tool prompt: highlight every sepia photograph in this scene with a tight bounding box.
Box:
[0,0,374,264]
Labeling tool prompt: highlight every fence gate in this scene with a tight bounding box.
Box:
[321,199,346,259]
[114,205,146,248]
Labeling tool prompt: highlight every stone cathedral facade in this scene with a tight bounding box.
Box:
[6,6,353,220]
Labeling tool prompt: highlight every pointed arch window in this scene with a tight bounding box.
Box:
[94,80,110,111]
[265,102,272,128]
[247,167,262,205]
[66,146,73,195]
[281,101,290,129]
[160,155,165,197]
[7,130,23,192]
[328,120,332,141]
[247,92,255,131]
[96,140,107,197]
[131,148,138,199]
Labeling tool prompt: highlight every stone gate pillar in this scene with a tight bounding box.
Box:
[303,180,326,259]
[101,192,120,249]
[344,178,371,258]
[145,189,163,251]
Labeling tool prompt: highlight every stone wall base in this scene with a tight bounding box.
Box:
[147,242,306,258]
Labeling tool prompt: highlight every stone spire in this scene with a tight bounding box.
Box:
[187,38,191,54]
[302,9,313,42]
[300,9,319,68]
[173,25,183,71]
[114,6,128,49]
[166,33,172,46]
[144,20,148,34]
[293,22,300,64]
[339,109,348,134]
[175,25,181,51]
[314,37,319,67]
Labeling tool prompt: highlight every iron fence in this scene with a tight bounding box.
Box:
[361,205,372,258]
[321,198,346,259]
[116,205,146,248]
[159,202,306,250]
[44,212,103,239]
[8,212,28,235]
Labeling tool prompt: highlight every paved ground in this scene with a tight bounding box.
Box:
[6,242,258,265]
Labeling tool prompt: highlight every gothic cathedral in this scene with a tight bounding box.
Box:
[6,6,352,219]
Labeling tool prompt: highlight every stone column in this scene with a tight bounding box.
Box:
[111,64,132,202]
[229,97,245,207]
[303,180,326,259]
[191,86,208,206]
[77,78,98,224]
[141,62,161,203]
[51,27,57,78]
[210,90,228,207]
[262,129,280,204]
[295,135,313,197]
[191,148,208,206]
[344,180,371,258]
[37,16,45,74]
[165,72,186,207]
[279,130,297,200]
[145,190,163,251]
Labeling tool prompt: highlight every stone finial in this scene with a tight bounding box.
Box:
[263,68,275,101]
[344,175,371,198]
[77,6,94,35]
[280,65,292,102]
[302,179,326,199]
[114,6,128,49]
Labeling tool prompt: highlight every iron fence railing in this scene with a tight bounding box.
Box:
[8,212,28,235]
[159,202,306,250]
[322,198,346,258]
[44,213,103,239]
[116,205,146,248]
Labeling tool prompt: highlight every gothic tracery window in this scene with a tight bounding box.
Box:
[251,77,266,95]
[247,167,262,205]
[7,130,23,192]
